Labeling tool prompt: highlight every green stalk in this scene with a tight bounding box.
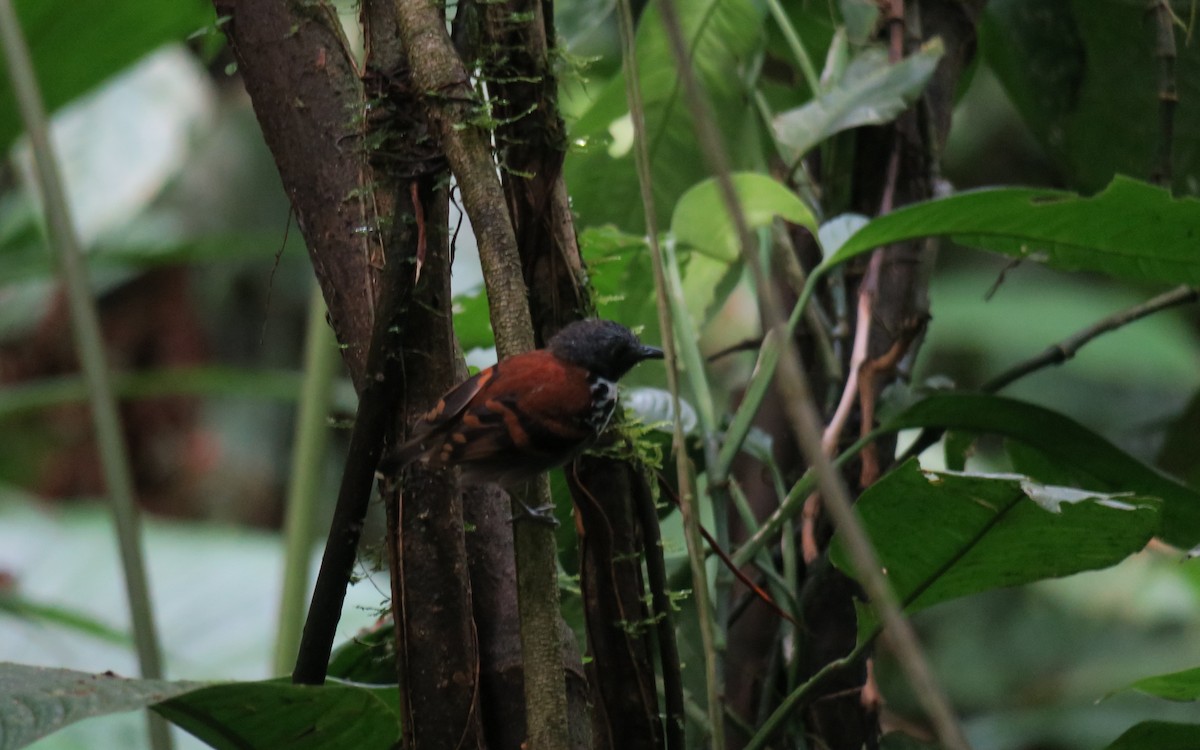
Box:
[0,3,171,749]
[764,0,820,94]
[274,283,338,675]
[615,0,723,744]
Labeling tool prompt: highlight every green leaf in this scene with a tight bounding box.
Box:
[0,0,214,153]
[823,176,1200,285]
[0,662,201,750]
[772,39,943,163]
[154,680,401,750]
[1101,721,1200,750]
[832,460,1159,639]
[564,0,765,233]
[1123,666,1200,702]
[671,173,816,262]
[887,393,1200,548]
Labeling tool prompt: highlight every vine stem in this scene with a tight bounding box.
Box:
[0,3,171,749]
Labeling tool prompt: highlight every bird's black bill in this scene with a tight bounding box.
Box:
[640,345,665,360]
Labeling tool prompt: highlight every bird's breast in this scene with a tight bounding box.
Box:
[587,375,618,433]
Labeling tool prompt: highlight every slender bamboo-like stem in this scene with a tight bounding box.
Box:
[274,283,339,675]
[615,0,721,745]
[0,4,171,748]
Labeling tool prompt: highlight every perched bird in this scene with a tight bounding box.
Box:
[386,318,663,487]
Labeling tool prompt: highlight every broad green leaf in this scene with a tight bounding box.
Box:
[773,39,943,163]
[1123,666,1200,702]
[0,0,214,153]
[823,177,1200,285]
[671,173,816,262]
[984,0,1200,196]
[1101,721,1200,750]
[155,680,401,750]
[0,662,201,750]
[832,460,1159,639]
[887,393,1200,547]
[564,0,764,233]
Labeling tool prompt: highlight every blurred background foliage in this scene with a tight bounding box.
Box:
[0,0,1198,748]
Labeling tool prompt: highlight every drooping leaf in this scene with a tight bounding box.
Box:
[772,39,943,163]
[887,393,1200,547]
[0,0,214,153]
[0,663,201,750]
[1121,666,1200,703]
[822,177,1200,285]
[154,679,402,750]
[671,172,817,262]
[832,460,1159,640]
[1100,721,1200,750]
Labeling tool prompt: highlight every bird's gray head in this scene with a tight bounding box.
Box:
[547,319,663,381]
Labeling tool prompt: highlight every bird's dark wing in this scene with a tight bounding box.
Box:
[386,365,494,469]
[447,352,596,465]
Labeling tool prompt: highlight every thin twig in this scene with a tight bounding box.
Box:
[654,0,971,747]
[899,284,1200,464]
[983,284,1200,393]
[0,4,171,749]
